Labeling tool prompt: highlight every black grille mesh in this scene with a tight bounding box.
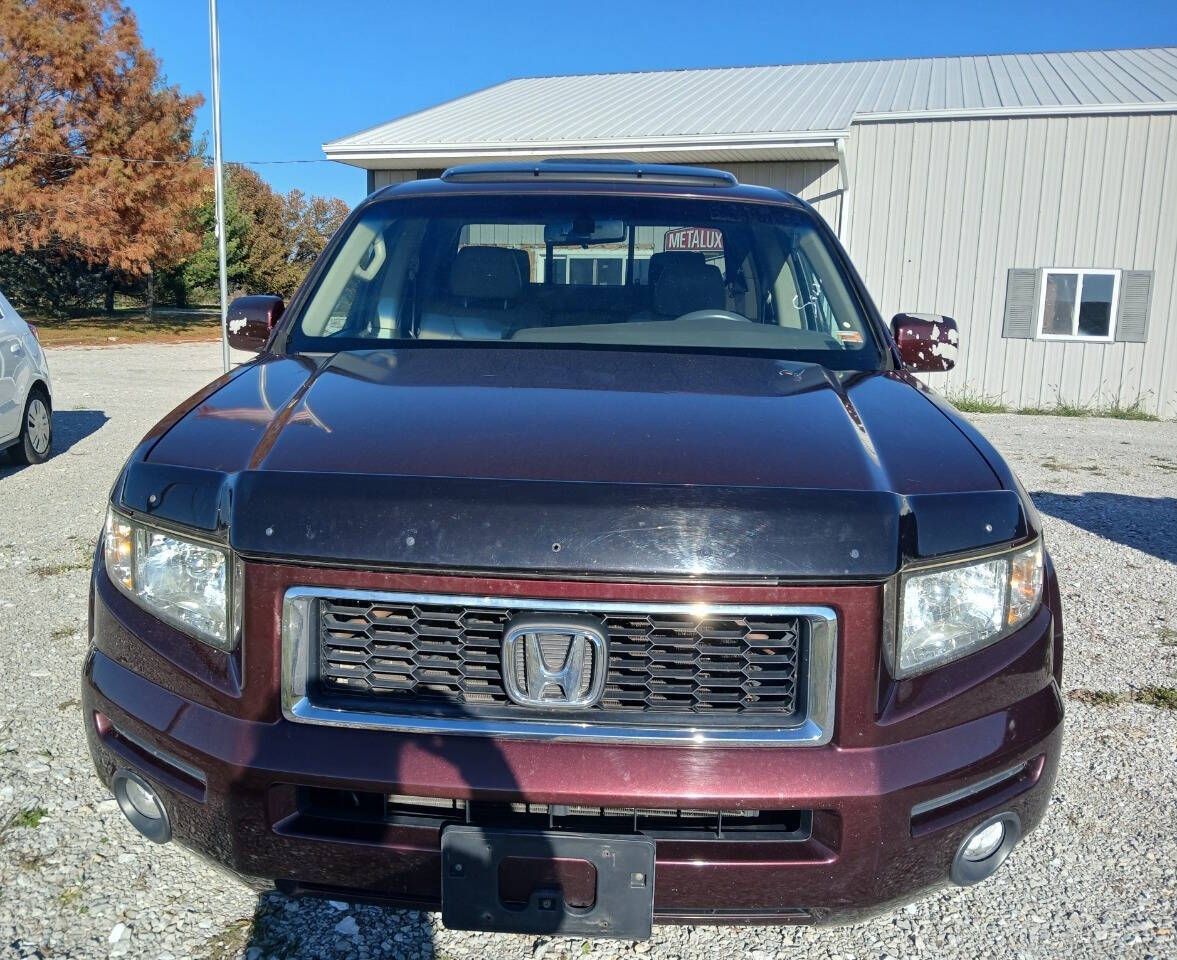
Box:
[316,597,803,723]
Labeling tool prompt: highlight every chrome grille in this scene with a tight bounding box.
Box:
[315,596,804,724]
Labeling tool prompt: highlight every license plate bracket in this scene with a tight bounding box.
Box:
[440,827,655,939]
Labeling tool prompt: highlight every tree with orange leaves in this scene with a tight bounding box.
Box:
[0,0,205,287]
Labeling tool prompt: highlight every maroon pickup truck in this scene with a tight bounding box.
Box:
[82,161,1062,939]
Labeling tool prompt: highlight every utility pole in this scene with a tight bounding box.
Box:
[208,0,230,372]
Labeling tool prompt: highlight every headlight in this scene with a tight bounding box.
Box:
[893,540,1043,678]
[103,508,239,651]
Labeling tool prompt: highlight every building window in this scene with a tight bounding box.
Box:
[545,255,626,286]
[596,257,623,286]
[569,258,595,286]
[1036,269,1119,342]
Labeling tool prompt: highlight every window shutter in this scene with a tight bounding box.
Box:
[1115,270,1153,343]
[1002,268,1039,339]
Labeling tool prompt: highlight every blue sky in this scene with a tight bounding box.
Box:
[133,0,1177,207]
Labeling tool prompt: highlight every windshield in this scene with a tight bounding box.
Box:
[287,193,885,369]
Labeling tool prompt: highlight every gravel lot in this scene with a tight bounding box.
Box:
[1,342,1175,960]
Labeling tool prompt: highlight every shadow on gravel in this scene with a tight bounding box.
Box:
[0,409,108,477]
[52,409,109,454]
[240,892,439,958]
[1031,491,1177,564]
[231,704,561,958]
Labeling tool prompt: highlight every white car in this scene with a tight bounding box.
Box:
[0,289,52,464]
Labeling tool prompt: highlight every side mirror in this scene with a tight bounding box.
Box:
[891,313,958,372]
[227,295,285,353]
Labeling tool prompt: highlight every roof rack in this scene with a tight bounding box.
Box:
[440,159,738,187]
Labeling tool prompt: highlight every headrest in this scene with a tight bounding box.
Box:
[449,246,523,300]
[653,259,725,317]
[647,251,706,289]
[509,248,532,285]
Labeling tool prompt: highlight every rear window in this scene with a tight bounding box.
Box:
[287,194,884,369]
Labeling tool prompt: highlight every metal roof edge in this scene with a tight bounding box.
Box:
[497,45,1177,82]
[322,132,846,161]
[321,78,522,149]
[852,100,1177,123]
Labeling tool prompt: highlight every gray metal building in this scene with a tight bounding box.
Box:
[324,48,1177,417]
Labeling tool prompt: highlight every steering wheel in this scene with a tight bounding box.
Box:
[672,309,751,323]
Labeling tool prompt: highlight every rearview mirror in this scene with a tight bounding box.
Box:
[891,313,958,372]
[227,295,284,353]
[543,218,626,245]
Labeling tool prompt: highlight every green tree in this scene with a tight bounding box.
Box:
[0,248,105,312]
[284,190,349,286]
[230,164,293,296]
[180,177,249,298]
[229,164,349,299]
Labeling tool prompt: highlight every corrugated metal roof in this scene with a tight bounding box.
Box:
[326,47,1177,163]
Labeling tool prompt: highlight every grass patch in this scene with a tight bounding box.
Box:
[1068,688,1122,706]
[31,539,97,578]
[1094,402,1161,421]
[946,392,1009,414]
[49,626,76,642]
[58,886,84,909]
[1159,626,1177,646]
[1016,401,1094,418]
[27,307,220,348]
[1038,456,1105,475]
[1068,686,1177,710]
[31,559,90,577]
[202,917,255,960]
[946,390,1162,421]
[1135,686,1177,710]
[8,805,49,830]
[1015,399,1160,421]
[205,904,306,960]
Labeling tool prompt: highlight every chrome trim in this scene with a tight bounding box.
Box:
[910,762,1027,818]
[281,587,837,746]
[501,617,608,708]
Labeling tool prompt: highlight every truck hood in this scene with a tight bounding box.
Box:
[118,349,1032,579]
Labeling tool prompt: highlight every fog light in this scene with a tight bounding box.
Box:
[950,812,1020,886]
[112,770,171,844]
[961,820,1005,861]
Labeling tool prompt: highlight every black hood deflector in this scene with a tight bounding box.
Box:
[116,463,1029,579]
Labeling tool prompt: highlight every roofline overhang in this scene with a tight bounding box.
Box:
[322,133,845,168]
[325,98,1177,169]
[853,100,1177,123]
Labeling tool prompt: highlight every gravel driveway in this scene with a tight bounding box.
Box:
[1,342,1174,959]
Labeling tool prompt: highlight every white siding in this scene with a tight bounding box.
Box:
[846,113,1177,417]
[709,161,843,230]
[371,169,419,190]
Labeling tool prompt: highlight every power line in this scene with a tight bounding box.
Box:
[3,147,334,166]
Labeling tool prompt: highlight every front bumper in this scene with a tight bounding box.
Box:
[82,562,1063,926]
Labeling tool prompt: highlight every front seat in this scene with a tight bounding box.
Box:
[509,248,534,287]
[645,251,706,291]
[633,255,726,321]
[418,246,541,339]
